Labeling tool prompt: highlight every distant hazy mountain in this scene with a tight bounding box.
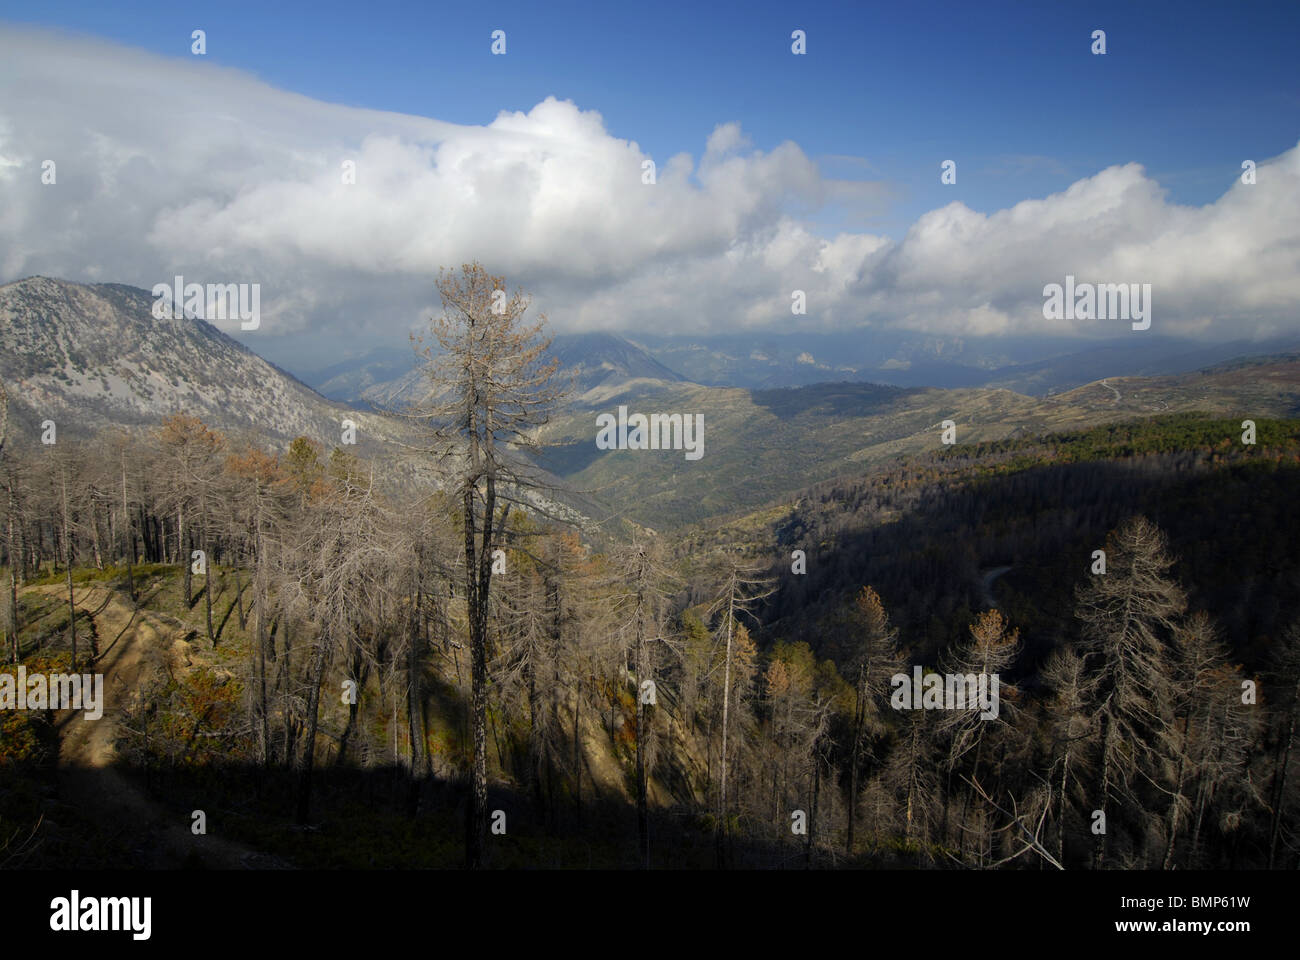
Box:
[628,330,1300,395]
[979,337,1300,395]
[309,346,423,405]
[295,321,1300,403]
[548,332,685,395]
[344,330,686,410]
[0,277,410,454]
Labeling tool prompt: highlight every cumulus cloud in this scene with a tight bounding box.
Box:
[1,23,1297,357]
[855,157,1300,339]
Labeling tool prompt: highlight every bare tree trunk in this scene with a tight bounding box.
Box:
[202,533,214,643]
[89,503,103,571]
[61,469,77,667]
[143,507,157,564]
[253,497,270,765]
[806,748,821,869]
[1190,709,1219,865]
[1058,745,1073,867]
[407,607,424,815]
[121,455,135,602]
[295,633,330,823]
[336,650,365,769]
[256,595,270,766]
[1095,713,1112,870]
[0,381,6,664]
[634,584,650,869]
[573,685,583,823]
[1269,680,1298,869]
[1162,714,1190,869]
[6,493,18,663]
[233,562,245,630]
[280,622,296,768]
[716,580,735,868]
[957,737,986,863]
[847,663,865,855]
[180,506,191,606]
[526,653,544,812]
[463,475,499,869]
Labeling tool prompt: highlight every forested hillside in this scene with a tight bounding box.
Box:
[757,415,1300,669]
[3,387,1297,868]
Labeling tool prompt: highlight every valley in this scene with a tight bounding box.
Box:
[2,271,1298,873]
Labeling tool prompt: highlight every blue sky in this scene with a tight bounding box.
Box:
[8,0,1297,237]
[1,1,1297,364]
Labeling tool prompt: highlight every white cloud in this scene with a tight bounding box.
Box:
[1,24,1297,354]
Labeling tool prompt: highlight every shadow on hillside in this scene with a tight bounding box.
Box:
[762,454,1300,679]
[533,438,607,477]
[3,758,881,871]
[750,381,920,420]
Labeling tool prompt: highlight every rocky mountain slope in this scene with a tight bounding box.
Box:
[0,277,415,458]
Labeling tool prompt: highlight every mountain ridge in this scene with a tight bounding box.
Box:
[0,276,410,457]
[6,275,1300,532]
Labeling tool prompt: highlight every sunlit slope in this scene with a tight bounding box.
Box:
[538,355,1300,528]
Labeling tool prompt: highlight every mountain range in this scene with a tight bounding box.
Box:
[4,276,1298,532]
[296,327,1300,406]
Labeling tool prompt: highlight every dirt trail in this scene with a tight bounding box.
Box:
[979,566,1012,609]
[36,583,289,869]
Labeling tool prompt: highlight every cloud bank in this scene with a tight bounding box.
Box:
[1,24,1297,354]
